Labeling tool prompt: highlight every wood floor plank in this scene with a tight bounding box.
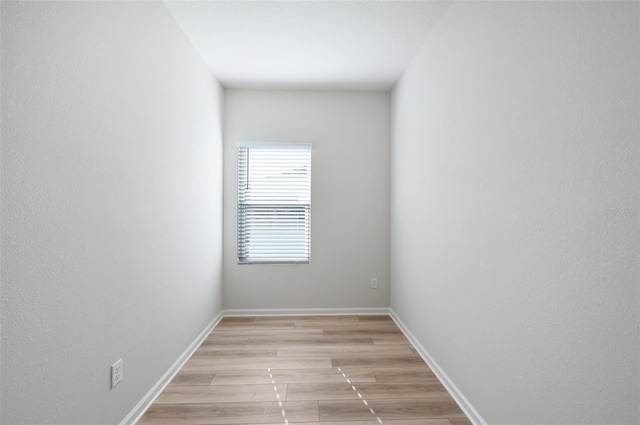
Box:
[287,382,449,400]
[261,420,451,425]
[370,335,411,345]
[319,398,466,421]
[332,355,425,368]
[277,344,415,357]
[208,329,323,338]
[222,318,295,327]
[167,371,217,386]
[319,398,387,421]
[247,336,376,346]
[213,325,295,331]
[319,329,396,336]
[181,357,332,371]
[210,368,376,385]
[207,370,274,385]
[294,316,382,329]
[192,345,278,358]
[140,401,318,424]
[322,327,404,335]
[272,368,377,384]
[370,367,438,383]
[155,384,284,404]
[318,321,400,329]
[293,315,360,323]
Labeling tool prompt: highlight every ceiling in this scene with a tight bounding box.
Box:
[164,1,451,90]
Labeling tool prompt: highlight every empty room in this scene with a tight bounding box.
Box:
[1,1,638,425]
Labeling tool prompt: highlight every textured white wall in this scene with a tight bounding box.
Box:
[223,90,390,310]
[390,2,639,424]
[1,2,224,424]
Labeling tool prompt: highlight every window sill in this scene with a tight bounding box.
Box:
[237,260,310,265]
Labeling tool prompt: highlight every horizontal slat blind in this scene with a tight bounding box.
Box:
[237,143,311,264]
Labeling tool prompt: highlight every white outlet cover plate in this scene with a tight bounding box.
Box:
[111,359,123,388]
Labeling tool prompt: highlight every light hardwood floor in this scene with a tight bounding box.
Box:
[139,315,471,425]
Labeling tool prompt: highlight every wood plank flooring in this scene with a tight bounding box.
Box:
[138,315,471,425]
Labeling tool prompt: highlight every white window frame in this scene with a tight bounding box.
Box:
[236,141,312,264]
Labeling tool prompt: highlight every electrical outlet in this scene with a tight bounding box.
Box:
[111,359,123,388]
[370,278,378,289]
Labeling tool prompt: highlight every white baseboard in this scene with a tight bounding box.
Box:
[389,309,488,425]
[223,307,391,316]
[122,311,224,425]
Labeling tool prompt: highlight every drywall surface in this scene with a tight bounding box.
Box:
[224,90,390,309]
[390,2,639,424]
[1,2,224,424]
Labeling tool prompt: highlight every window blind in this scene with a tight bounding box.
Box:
[237,142,311,264]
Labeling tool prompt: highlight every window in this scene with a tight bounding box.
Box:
[237,141,312,264]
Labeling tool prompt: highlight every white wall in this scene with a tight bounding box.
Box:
[391,2,639,424]
[224,90,390,310]
[1,2,224,424]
